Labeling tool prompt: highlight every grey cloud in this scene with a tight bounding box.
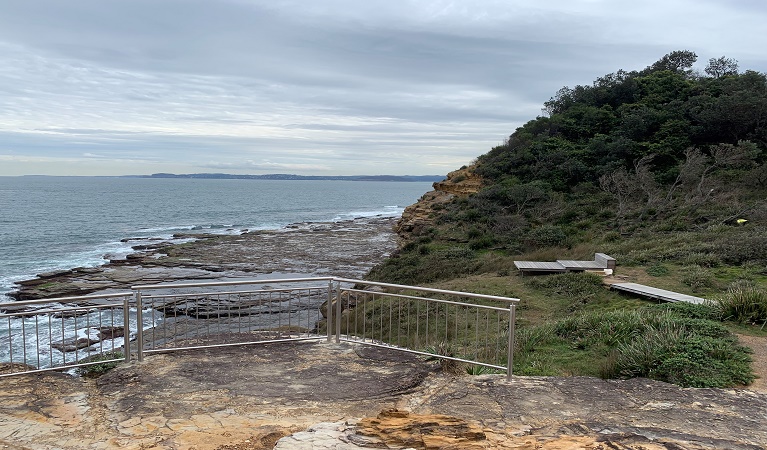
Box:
[0,0,765,176]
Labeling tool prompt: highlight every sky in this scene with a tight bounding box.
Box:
[0,1,766,177]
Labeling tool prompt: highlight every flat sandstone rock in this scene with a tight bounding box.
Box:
[1,341,766,449]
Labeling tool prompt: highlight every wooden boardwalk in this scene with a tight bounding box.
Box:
[513,261,568,273]
[514,253,616,274]
[610,282,706,305]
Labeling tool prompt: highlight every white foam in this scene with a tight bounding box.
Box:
[138,223,265,236]
[136,225,197,233]
[0,308,162,369]
[332,206,404,221]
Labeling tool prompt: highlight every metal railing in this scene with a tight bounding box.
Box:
[132,277,335,359]
[332,279,517,378]
[0,293,132,377]
[0,277,519,379]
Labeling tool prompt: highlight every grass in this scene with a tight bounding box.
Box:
[354,269,764,387]
[364,215,767,387]
[338,293,510,369]
[513,303,754,387]
[714,282,767,327]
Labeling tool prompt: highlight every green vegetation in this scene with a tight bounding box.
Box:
[364,51,767,388]
[517,306,753,387]
[714,282,767,327]
[348,272,757,387]
[369,50,767,286]
[75,351,124,378]
[35,282,59,291]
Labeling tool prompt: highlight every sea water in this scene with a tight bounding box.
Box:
[0,176,433,368]
[0,176,433,300]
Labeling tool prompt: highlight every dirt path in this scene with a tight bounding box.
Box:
[738,333,767,393]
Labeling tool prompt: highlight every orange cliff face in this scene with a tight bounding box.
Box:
[395,167,483,238]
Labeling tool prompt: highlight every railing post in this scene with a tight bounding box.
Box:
[123,296,131,363]
[326,279,333,343]
[135,289,144,362]
[507,304,516,381]
[334,280,342,343]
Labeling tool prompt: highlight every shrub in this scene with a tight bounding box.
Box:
[717,230,767,265]
[424,341,465,375]
[526,272,604,303]
[466,365,502,375]
[646,264,669,277]
[639,335,752,387]
[681,252,721,268]
[651,337,753,387]
[551,309,670,347]
[515,324,557,353]
[469,235,494,250]
[367,246,478,284]
[460,209,483,222]
[527,225,567,248]
[513,355,559,376]
[680,266,716,291]
[367,254,424,284]
[603,231,621,242]
[416,236,433,244]
[75,351,124,378]
[604,324,685,379]
[467,227,483,239]
[714,282,767,326]
[599,319,753,387]
[647,302,722,321]
[523,307,754,388]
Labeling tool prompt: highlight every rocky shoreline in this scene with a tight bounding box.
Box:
[7,216,400,302]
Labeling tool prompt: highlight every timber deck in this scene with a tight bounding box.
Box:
[514,253,616,274]
[610,282,706,305]
[512,261,568,272]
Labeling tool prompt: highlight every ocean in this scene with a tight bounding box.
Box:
[0,176,433,301]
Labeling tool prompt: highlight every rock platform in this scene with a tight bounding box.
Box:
[7,217,399,301]
[1,340,765,450]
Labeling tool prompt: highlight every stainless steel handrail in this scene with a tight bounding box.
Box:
[132,277,335,290]
[2,276,520,380]
[333,277,520,303]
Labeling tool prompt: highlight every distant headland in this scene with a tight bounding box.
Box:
[129,173,445,182]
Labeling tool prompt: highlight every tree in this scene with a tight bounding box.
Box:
[599,168,638,222]
[646,50,698,74]
[705,56,739,78]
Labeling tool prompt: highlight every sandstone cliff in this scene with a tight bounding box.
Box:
[395,166,483,239]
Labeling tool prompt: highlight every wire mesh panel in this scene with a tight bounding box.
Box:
[0,293,132,377]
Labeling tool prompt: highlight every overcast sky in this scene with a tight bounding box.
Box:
[1,0,765,176]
